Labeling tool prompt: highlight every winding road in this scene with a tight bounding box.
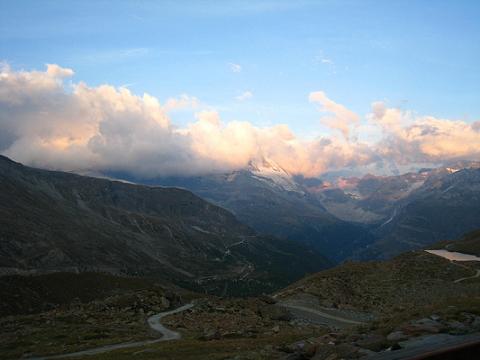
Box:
[454,269,480,283]
[27,303,194,360]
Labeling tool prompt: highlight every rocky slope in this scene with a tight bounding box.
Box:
[0,155,329,295]
[278,250,479,314]
[119,158,375,262]
[362,167,480,259]
[308,162,480,260]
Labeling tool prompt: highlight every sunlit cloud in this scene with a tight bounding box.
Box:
[1,64,479,178]
[309,91,359,139]
[163,94,200,112]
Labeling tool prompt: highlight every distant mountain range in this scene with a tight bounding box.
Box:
[363,166,480,259]
[309,161,480,259]
[3,153,479,280]
[0,155,330,296]
[110,158,480,262]
[113,158,375,263]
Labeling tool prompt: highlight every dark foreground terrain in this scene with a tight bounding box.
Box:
[2,231,480,359]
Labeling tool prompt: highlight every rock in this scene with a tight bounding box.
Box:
[280,354,303,360]
[356,334,388,352]
[390,342,402,351]
[387,331,409,342]
[321,299,335,308]
[471,316,480,329]
[199,328,221,341]
[221,331,243,338]
[259,295,277,304]
[311,344,336,360]
[402,318,444,335]
[272,325,280,333]
[280,340,306,354]
[303,343,318,358]
[447,320,468,334]
[259,305,292,321]
[160,296,170,308]
[430,314,441,321]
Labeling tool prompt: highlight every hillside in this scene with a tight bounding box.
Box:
[434,229,480,257]
[279,250,479,314]
[0,155,329,296]
[363,167,480,259]
[119,158,375,262]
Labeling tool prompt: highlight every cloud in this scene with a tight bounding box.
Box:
[309,91,359,138]
[369,102,480,165]
[228,62,242,73]
[235,91,253,101]
[0,64,479,179]
[471,121,480,132]
[163,94,199,112]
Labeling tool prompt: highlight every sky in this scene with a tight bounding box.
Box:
[0,1,479,178]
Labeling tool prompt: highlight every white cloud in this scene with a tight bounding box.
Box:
[235,91,253,101]
[309,91,359,139]
[1,64,479,178]
[228,62,242,73]
[163,94,199,112]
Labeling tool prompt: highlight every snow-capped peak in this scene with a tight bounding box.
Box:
[247,157,303,193]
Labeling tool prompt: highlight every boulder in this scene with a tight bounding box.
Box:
[199,328,221,341]
[387,331,409,342]
[356,333,388,352]
[447,320,468,334]
[402,318,444,335]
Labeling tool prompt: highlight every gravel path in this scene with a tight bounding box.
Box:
[26,303,194,360]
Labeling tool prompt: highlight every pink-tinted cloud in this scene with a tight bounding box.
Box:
[309,91,359,139]
[0,64,478,178]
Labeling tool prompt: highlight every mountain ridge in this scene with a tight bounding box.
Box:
[0,155,330,295]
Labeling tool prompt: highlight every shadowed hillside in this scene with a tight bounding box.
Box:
[0,155,330,296]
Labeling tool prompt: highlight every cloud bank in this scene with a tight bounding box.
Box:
[0,64,479,178]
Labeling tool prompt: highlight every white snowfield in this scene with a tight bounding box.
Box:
[250,158,304,193]
[425,249,480,262]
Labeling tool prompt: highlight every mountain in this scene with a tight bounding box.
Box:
[312,171,430,224]
[119,158,375,263]
[0,155,330,296]
[302,162,480,259]
[363,167,480,259]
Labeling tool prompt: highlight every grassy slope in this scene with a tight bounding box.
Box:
[440,230,480,256]
[280,250,480,314]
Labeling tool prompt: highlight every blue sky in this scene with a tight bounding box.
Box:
[1,0,479,138]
